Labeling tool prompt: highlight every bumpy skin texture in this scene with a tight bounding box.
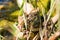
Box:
[18,3,40,31]
[26,9,40,28]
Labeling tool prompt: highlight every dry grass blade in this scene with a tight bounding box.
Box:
[23,13,28,30]
[48,31,60,40]
[41,5,46,22]
[46,1,55,23]
[33,33,39,40]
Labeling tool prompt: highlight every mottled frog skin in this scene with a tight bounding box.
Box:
[25,8,40,31]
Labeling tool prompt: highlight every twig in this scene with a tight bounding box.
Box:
[23,13,28,30]
[46,0,55,24]
[23,1,28,31]
[33,33,39,40]
[49,0,60,39]
[27,24,32,40]
[51,0,60,24]
[48,31,60,40]
[39,10,44,40]
[41,5,46,22]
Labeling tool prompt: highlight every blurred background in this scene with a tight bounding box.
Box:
[0,0,60,40]
[0,0,19,22]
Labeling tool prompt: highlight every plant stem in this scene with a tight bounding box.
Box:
[46,0,55,25]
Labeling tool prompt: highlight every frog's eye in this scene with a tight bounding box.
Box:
[26,15,28,17]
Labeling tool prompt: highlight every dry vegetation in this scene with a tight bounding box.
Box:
[0,0,60,40]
